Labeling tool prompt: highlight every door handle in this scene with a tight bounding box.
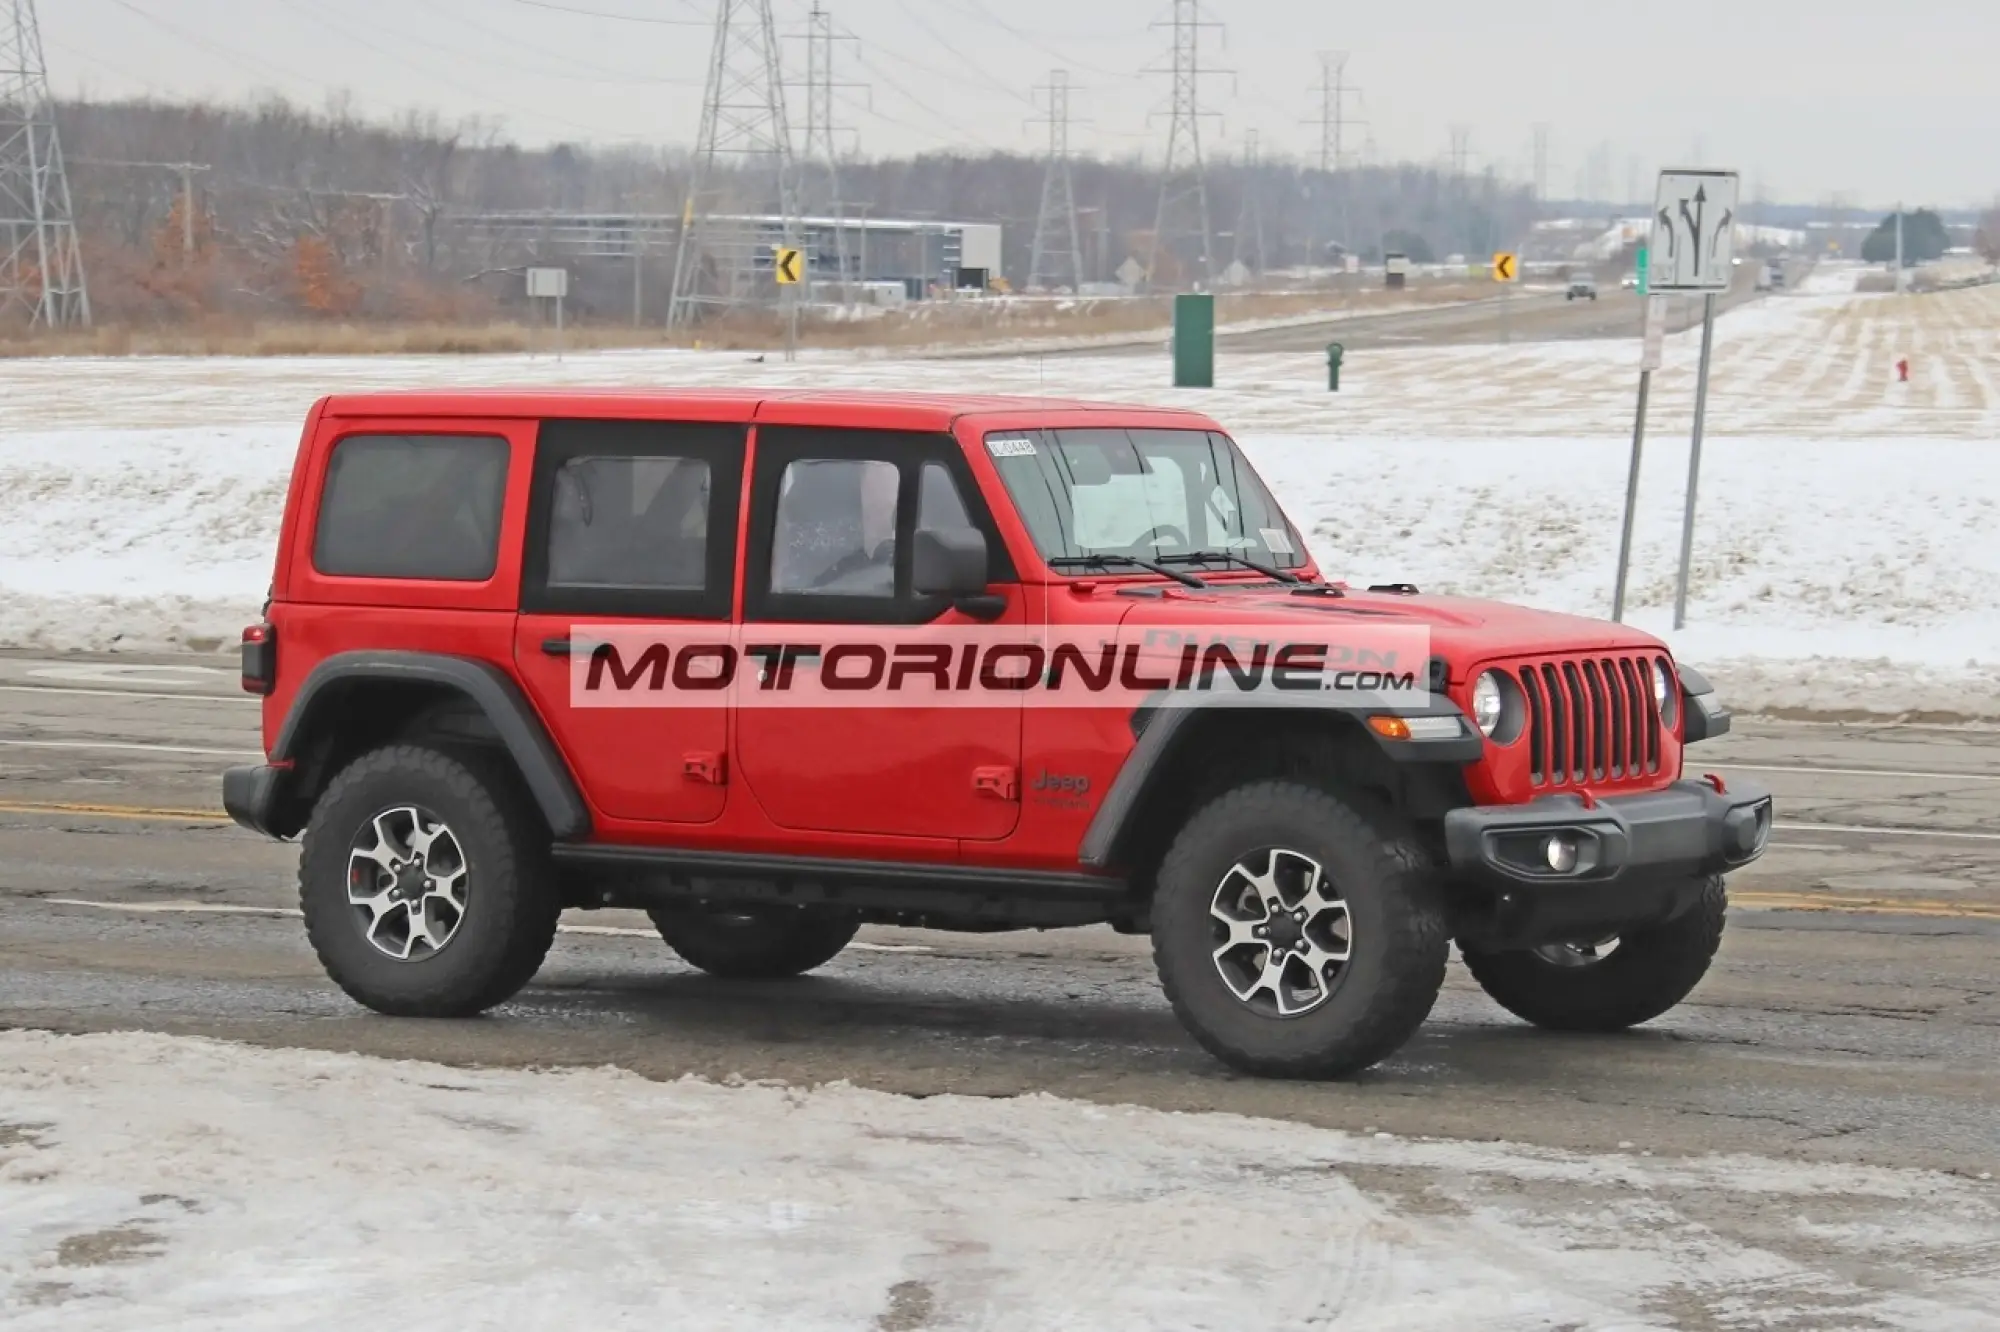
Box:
[541,637,574,657]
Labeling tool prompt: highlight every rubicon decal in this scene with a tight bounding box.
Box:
[570,624,1433,709]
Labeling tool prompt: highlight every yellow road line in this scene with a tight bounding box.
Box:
[1734,891,2000,921]
[0,799,234,824]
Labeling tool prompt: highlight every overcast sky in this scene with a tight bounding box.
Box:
[40,0,1996,207]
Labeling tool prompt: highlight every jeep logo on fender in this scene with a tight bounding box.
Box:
[572,623,1432,711]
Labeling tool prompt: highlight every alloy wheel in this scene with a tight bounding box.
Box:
[347,805,469,961]
[1207,848,1353,1018]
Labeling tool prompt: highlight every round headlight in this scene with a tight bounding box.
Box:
[1652,660,1678,724]
[1472,671,1505,737]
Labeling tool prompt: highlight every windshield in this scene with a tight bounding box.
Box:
[984,427,1307,571]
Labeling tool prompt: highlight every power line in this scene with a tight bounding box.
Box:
[669,0,798,328]
[1027,69,1084,291]
[410,0,707,85]
[1306,52,1363,174]
[1144,0,1224,293]
[1229,128,1264,279]
[500,0,705,24]
[2,0,90,326]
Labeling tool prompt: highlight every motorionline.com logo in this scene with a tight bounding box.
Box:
[570,624,1433,709]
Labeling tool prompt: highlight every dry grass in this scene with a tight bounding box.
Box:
[0,279,1496,359]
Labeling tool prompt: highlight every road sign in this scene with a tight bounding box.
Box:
[1116,256,1146,288]
[525,267,567,298]
[1649,170,1739,291]
[773,247,803,285]
[1491,252,1517,282]
[1635,245,1650,295]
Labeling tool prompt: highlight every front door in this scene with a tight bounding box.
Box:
[734,425,1024,841]
[513,417,745,825]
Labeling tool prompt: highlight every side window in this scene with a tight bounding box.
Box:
[521,419,744,619]
[916,461,973,533]
[313,433,509,581]
[547,455,710,592]
[770,458,899,598]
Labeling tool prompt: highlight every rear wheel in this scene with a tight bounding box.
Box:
[1151,781,1448,1079]
[649,904,860,979]
[299,745,558,1017]
[1461,875,1726,1031]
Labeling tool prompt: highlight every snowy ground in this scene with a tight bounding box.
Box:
[4,1030,1997,1332]
[2,264,1997,714]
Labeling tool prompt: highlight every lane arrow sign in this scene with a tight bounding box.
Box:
[774,246,803,285]
[1679,185,1707,278]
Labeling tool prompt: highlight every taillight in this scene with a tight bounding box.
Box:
[241,623,276,695]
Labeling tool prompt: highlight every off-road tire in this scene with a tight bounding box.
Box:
[299,744,559,1017]
[1461,874,1726,1032]
[649,905,860,980]
[1151,780,1449,1079]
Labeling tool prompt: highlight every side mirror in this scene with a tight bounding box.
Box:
[912,527,989,597]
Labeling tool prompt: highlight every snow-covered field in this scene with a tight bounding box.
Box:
[3,264,1997,714]
[4,1030,1997,1331]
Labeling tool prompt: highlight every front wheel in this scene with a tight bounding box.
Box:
[649,904,859,979]
[1150,781,1448,1079]
[1461,875,1726,1031]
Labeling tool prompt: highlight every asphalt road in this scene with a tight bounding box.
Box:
[1040,259,1798,358]
[2,649,1996,1177]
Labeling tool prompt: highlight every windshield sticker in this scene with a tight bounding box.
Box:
[1260,527,1295,554]
[986,436,1038,458]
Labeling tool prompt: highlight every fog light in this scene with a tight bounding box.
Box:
[1544,834,1579,874]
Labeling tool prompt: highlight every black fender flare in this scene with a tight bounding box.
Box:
[1078,698,1481,870]
[273,651,591,840]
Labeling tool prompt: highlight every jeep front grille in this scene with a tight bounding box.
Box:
[1517,654,1666,787]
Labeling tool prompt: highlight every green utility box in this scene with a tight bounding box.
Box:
[1172,292,1214,388]
[1326,342,1345,391]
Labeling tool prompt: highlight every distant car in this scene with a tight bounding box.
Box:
[1619,274,1639,291]
[1567,274,1598,301]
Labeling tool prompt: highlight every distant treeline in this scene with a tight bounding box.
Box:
[49,95,1543,325]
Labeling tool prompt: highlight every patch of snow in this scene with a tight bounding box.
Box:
[3,282,1997,712]
[4,1031,1997,1331]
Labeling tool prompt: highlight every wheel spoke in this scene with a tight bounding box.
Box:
[426,867,468,914]
[406,903,445,957]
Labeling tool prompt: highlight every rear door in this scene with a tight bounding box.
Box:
[512,417,745,825]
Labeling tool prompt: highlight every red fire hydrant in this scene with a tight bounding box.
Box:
[1897,357,1911,383]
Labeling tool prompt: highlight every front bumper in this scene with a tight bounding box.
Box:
[1442,778,1772,948]
[1445,777,1773,887]
[222,764,290,839]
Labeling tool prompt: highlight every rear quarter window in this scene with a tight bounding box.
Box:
[313,433,510,580]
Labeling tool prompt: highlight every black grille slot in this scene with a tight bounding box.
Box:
[1518,654,1664,788]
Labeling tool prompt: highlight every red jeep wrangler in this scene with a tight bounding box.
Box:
[223,389,1770,1078]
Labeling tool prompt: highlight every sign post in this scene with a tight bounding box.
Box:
[1492,251,1518,344]
[526,267,568,360]
[1612,294,1667,621]
[774,245,803,362]
[1644,168,1739,630]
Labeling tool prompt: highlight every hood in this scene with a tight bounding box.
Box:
[1094,580,1667,683]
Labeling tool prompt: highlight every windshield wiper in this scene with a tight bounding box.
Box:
[1047,553,1207,589]
[1156,551,1302,584]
